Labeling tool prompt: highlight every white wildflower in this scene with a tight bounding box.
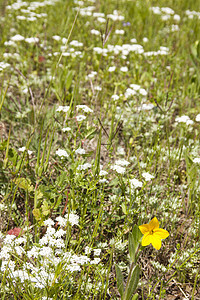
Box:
[76,115,86,122]
[18,147,33,155]
[111,165,126,174]
[75,148,86,155]
[115,159,130,167]
[120,66,128,72]
[142,172,154,181]
[193,158,200,163]
[62,127,71,132]
[77,163,91,170]
[130,178,143,188]
[108,66,116,72]
[56,149,69,158]
[56,106,70,113]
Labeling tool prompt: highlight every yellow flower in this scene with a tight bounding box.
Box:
[139,217,169,250]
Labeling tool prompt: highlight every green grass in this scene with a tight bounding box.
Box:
[0,0,200,299]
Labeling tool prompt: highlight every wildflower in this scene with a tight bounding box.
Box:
[75,148,86,155]
[76,115,86,122]
[193,158,200,163]
[115,29,125,35]
[25,37,39,43]
[93,248,101,256]
[175,115,194,125]
[43,218,54,227]
[62,127,71,132]
[143,37,148,43]
[111,165,126,174]
[91,257,101,264]
[52,35,61,41]
[67,212,79,226]
[139,217,169,250]
[56,149,69,158]
[91,29,101,35]
[111,94,120,101]
[108,66,116,72]
[56,105,70,113]
[10,34,25,41]
[18,147,33,155]
[142,172,154,181]
[120,66,128,72]
[130,38,137,43]
[195,114,200,122]
[130,178,143,188]
[115,159,130,167]
[77,163,91,170]
[99,170,108,176]
[76,105,93,113]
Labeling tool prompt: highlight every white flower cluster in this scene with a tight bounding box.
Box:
[111,159,130,174]
[175,115,194,126]
[93,43,144,58]
[185,9,200,19]
[0,214,101,290]
[150,6,180,22]
[125,84,147,99]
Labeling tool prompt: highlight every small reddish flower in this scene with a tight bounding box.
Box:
[7,227,23,237]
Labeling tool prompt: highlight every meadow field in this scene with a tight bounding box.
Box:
[1,0,200,299]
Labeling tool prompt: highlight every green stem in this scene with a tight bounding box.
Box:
[123,261,135,300]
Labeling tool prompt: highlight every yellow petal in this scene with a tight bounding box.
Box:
[142,233,152,246]
[139,224,150,234]
[151,235,162,250]
[149,217,159,230]
[153,228,169,240]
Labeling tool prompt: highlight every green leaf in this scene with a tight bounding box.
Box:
[14,178,34,192]
[131,293,139,300]
[125,265,140,300]
[66,70,73,90]
[197,41,200,59]
[32,208,41,221]
[115,264,124,297]
[128,232,136,263]
[42,200,50,216]
[129,225,142,263]
[121,203,127,215]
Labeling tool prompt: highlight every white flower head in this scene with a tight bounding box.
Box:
[76,105,93,113]
[111,165,126,174]
[195,114,200,122]
[130,178,143,188]
[108,66,116,72]
[56,216,67,227]
[56,149,69,158]
[111,94,120,101]
[193,158,200,164]
[11,34,25,41]
[142,172,154,181]
[43,218,54,227]
[93,248,101,256]
[76,115,86,122]
[18,147,33,155]
[99,170,108,176]
[120,66,128,72]
[56,106,70,113]
[62,127,71,132]
[75,148,86,155]
[175,115,194,126]
[115,159,130,167]
[65,212,79,226]
[25,37,39,43]
[77,163,91,171]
